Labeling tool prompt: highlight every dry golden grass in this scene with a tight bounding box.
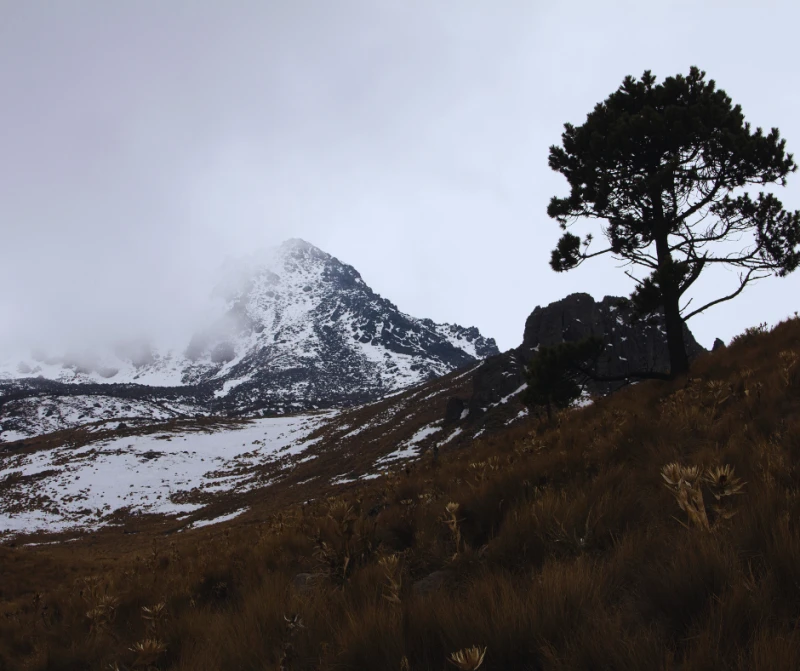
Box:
[3,315,800,669]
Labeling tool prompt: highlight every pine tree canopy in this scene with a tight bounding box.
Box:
[547,66,800,377]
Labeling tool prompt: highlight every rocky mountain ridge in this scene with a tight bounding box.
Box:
[0,240,498,441]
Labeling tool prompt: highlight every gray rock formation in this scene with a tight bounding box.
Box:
[467,293,706,414]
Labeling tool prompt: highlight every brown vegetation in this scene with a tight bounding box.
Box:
[3,316,800,669]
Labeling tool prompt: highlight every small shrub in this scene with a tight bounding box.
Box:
[729,322,769,347]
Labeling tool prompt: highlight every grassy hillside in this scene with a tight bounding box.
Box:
[2,316,800,670]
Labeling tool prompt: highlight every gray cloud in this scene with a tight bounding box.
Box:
[1,0,799,355]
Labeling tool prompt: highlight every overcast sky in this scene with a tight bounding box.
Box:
[1,0,799,355]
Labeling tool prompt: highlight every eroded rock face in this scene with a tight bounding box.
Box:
[521,293,705,384]
[467,293,707,415]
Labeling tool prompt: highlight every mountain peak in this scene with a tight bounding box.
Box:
[280,238,317,252]
[276,238,331,263]
[277,238,323,257]
[1,241,499,440]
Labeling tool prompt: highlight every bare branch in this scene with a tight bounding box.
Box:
[581,246,615,260]
[682,269,769,320]
[677,162,727,223]
[670,216,737,252]
[624,270,646,286]
[626,252,658,269]
[677,257,707,296]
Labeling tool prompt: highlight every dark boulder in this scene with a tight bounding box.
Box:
[466,293,707,418]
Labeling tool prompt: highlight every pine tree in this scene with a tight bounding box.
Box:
[548,67,800,378]
[523,336,604,420]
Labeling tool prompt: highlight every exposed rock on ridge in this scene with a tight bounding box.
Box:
[465,292,706,416]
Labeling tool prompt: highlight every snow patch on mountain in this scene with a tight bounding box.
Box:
[0,395,204,443]
[0,412,334,536]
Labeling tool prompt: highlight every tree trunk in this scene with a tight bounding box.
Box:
[655,234,690,378]
[661,287,690,377]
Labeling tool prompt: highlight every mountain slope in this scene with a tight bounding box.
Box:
[0,362,480,538]
[0,290,712,537]
[3,315,798,671]
[0,240,497,440]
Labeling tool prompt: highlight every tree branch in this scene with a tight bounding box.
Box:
[682,269,768,320]
[677,161,727,223]
[624,270,646,286]
[677,257,706,296]
[582,246,615,260]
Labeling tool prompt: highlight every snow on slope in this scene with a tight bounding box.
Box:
[0,395,203,443]
[0,412,334,536]
[375,421,443,466]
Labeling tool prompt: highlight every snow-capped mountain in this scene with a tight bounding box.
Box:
[0,239,498,440]
[177,238,497,408]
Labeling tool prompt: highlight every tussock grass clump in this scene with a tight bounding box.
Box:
[3,315,800,669]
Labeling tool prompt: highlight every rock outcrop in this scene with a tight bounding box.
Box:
[467,293,706,415]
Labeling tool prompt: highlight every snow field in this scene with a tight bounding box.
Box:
[0,412,334,536]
